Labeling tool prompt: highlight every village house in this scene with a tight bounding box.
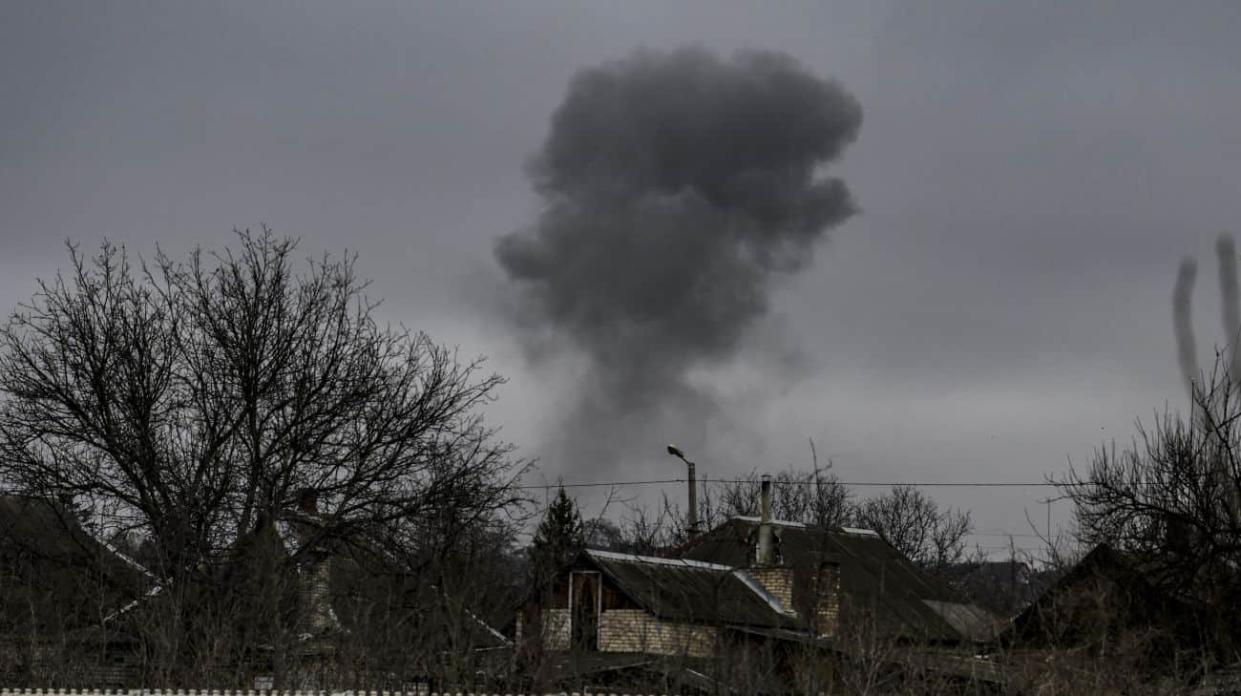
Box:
[996,543,1223,691]
[942,559,1049,616]
[680,516,1000,645]
[0,489,511,690]
[0,494,155,686]
[211,489,513,690]
[519,476,1002,692]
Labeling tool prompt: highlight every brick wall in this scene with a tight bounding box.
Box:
[814,564,840,638]
[748,567,795,615]
[597,609,716,658]
[301,558,336,633]
[541,608,570,651]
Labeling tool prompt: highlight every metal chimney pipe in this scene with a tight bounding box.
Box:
[668,445,699,537]
[757,474,775,565]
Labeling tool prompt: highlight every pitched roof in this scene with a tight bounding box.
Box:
[580,548,800,630]
[1006,543,1204,648]
[218,512,510,650]
[679,517,992,642]
[0,495,154,632]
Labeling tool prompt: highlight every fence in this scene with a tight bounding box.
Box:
[0,691,680,696]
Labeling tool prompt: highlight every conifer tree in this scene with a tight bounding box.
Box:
[529,487,583,586]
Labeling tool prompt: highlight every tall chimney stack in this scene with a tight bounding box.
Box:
[668,445,699,536]
[750,473,795,615]
[756,474,775,566]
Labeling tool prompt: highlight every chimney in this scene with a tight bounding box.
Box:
[667,445,699,536]
[297,487,320,515]
[756,474,775,566]
[813,560,841,638]
[748,474,797,616]
[290,488,337,634]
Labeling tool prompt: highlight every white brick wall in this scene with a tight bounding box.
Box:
[748,567,795,615]
[541,607,570,651]
[598,609,716,658]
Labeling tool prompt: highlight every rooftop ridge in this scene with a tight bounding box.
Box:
[731,515,808,529]
[840,526,881,537]
[585,547,735,572]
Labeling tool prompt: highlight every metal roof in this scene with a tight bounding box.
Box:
[679,517,988,642]
[580,548,801,630]
[0,495,154,631]
[733,515,809,529]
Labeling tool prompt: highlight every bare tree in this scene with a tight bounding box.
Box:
[851,485,972,571]
[1057,235,1241,662]
[0,230,524,680]
[614,462,973,575]
[1063,359,1241,602]
[699,466,852,530]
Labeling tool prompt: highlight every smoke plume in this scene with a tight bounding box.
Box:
[1217,235,1241,381]
[1173,257,1199,397]
[496,48,861,469]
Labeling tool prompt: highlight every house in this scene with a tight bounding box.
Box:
[680,518,1000,644]
[517,547,820,693]
[519,476,1002,693]
[1006,544,1203,650]
[216,489,513,689]
[521,548,805,655]
[0,494,155,685]
[1001,544,1209,675]
[941,560,1048,616]
[0,486,511,689]
[989,543,1241,692]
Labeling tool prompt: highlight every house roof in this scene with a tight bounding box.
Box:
[940,559,1047,617]
[218,512,511,650]
[0,494,154,632]
[579,548,801,630]
[679,517,993,642]
[1006,543,1204,648]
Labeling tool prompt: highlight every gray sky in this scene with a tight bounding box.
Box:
[3,1,1239,552]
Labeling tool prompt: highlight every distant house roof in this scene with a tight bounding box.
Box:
[220,511,510,651]
[1006,543,1203,650]
[579,548,801,630]
[0,494,154,633]
[679,517,996,643]
[941,560,1045,617]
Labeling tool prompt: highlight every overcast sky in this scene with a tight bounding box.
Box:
[3,1,1239,551]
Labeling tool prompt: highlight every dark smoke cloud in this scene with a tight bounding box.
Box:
[496,47,861,470]
[1217,235,1241,380]
[1173,257,1198,397]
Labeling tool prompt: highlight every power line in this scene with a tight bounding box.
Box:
[517,478,686,490]
[966,531,1044,539]
[515,477,1093,491]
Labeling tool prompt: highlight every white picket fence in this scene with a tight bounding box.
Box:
[0,691,677,696]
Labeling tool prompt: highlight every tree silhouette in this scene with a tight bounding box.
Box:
[529,487,583,586]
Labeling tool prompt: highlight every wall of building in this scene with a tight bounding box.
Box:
[748,567,795,615]
[813,564,840,638]
[597,609,716,658]
[541,608,570,651]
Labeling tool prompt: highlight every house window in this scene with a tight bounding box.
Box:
[569,570,602,651]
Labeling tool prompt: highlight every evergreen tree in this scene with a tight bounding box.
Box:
[529,487,584,585]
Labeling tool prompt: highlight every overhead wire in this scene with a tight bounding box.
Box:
[514,477,1080,548]
[514,477,1101,490]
